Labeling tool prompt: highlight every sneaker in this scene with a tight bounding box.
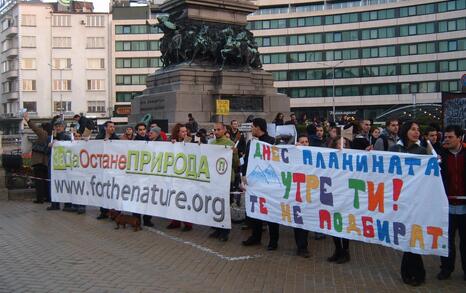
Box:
[437,270,451,280]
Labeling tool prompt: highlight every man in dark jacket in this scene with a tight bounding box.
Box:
[73,114,94,138]
[310,124,325,147]
[134,122,149,141]
[241,118,280,250]
[132,122,154,227]
[437,125,466,281]
[95,121,119,219]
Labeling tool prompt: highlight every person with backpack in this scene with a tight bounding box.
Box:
[373,118,399,151]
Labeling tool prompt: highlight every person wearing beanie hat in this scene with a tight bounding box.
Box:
[47,117,71,211]
[241,117,280,251]
[149,126,162,141]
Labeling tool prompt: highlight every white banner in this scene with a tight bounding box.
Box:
[245,141,449,256]
[51,141,232,228]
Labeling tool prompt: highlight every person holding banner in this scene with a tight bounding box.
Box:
[47,118,72,211]
[166,123,193,231]
[326,136,351,264]
[437,125,466,281]
[209,122,239,241]
[294,134,311,258]
[95,121,119,220]
[389,121,429,286]
[132,122,154,227]
[242,118,279,250]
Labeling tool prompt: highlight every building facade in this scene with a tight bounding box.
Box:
[0,0,110,133]
[247,0,466,121]
[111,3,162,121]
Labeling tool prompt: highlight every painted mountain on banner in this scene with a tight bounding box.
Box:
[248,165,281,185]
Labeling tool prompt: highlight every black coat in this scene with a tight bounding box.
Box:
[95,132,119,140]
[77,116,94,134]
[241,133,275,176]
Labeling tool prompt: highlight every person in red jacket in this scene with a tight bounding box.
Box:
[437,125,466,281]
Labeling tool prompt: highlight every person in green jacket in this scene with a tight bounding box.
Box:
[209,122,239,241]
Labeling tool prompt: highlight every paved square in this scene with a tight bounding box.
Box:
[0,201,464,292]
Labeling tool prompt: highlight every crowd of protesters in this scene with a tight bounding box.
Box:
[23,111,465,286]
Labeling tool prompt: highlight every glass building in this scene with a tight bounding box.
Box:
[247,0,466,121]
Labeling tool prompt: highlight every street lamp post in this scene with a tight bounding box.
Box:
[318,60,344,122]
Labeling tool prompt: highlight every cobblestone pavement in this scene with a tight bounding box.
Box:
[0,201,464,293]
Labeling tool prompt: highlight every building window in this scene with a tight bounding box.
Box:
[115,41,159,51]
[52,15,71,27]
[23,101,37,112]
[116,75,147,85]
[52,80,72,91]
[21,58,36,69]
[2,18,14,31]
[87,101,105,113]
[2,60,17,72]
[87,58,105,69]
[272,71,287,81]
[52,58,72,69]
[2,80,17,93]
[115,58,160,68]
[86,37,105,49]
[86,15,105,27]
[115,24,159,34]
[116,92,141,102]
[52,37,71,48]
[22,80,36,91]
[21,15,36,26]
[21,36,36,48]
[87,79,105,91]
[439,80,459,92]
[54,101,71,112]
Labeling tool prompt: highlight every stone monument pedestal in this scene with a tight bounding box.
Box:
[130,64,290,126]
[129,0,290,127]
